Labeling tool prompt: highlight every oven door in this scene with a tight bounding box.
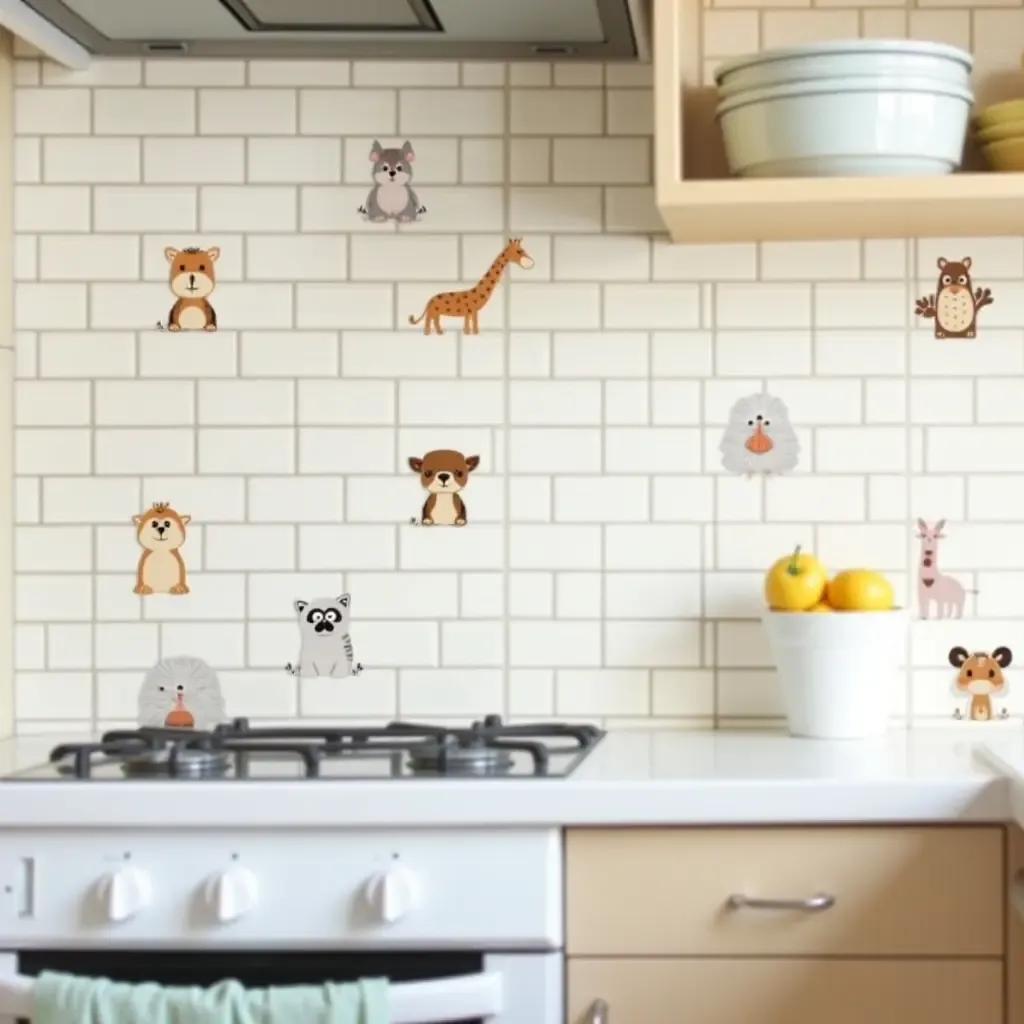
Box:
[0,949,562,1024]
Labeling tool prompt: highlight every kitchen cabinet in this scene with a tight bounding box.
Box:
[566,826,1005,1023]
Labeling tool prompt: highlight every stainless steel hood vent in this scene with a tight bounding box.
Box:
[19,0,649,61]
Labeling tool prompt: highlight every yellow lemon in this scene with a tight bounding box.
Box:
[806,602,834,613]
[826,570,894,611]
[764,545,828,612]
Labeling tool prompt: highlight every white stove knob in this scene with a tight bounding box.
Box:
[205,866,259,924]
[363,863,422,925]
[98,866,152,923]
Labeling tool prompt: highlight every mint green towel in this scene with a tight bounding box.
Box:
[33,971,389,1024]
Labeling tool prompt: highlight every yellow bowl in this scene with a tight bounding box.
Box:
[976,99,1024,130]
[976,118,1024,144]
[981,137,1024,171]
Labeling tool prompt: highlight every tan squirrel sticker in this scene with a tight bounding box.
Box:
[157,246,220,332]
[949,646,1011,721]
[719,392,800,477]
[409,450,480,526]
[408,237,534,335]
[915,257,993,339]
[132,502,191,596]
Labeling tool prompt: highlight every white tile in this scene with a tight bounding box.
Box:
[143,138,245,184]
[509,139,550,184]
[343,333,455,377]
[145,60,245,86]
[90,283,167,329]
[818,524,907,572]
[716,285,811,329]
[399,380,503,425]
[509,187,602,233]
[555,573,602,618]
[15,138,41,183]
[42,477,140,523]
[761,241,861,280]
[94,186,196,231]
[605,620,702,668]
[94,623,159,668]
[43,138,140,183]
[16,673,91,719]
[510,573,554,617]
[607,89,654,136]
[440,621,503,666]
[297,284,394,329]
[509,381,601,425]
[400,668,502,715]
[458,573,504,618]
[553,237,650,282]
[14,625,45,670]
[510,89,602,134]
[15,525,92,572]
[651,381,701,425]
[605,525,701,569]
[15,88,90,133]
[554,477,649,522]
[715,524,813,571]
[606,573,702,618]
[299,427,394,473]
[250,61,350,85]
[652,477,714,522]
[557,669,648,716]
[509,428,601,472]
[95,428,194,475]
[200,186,295,231]
[816,283,908,328]
[297,380,394,425]
[508,621,601,666]
[198,428,294,473]
[198,381,294,425]
[94,88,195,134]
[508,476,552,523]
[510,283,601,329]
[815,330,906,376]
[765,476,867,522]
[139,331,237,377]
[910,379,973,424]
[38,236,140,280]
[461,139,505,184]
[864,240,907,279]
[715,331,812,376]
[910,331,1024,376]
[652,669,715,717]
[300,89,396,135]
[605,380,649,424]
[399,89,504,135]
[242,332,338,377]
[605,186,665,234]
[978,379,1024,423]
[205,525,296,570]
[768,378,862,424]
[651,331,714,377]
[652,241,756,282]
[816,427,907,473]
[245,234,345,281]
[400,524,503,570]
[509,525,601,569]
[605,427,702,473]
[200,89,296,134]
[248,138,341,183]
[16,574,92,621]
[43,60,142,86]
[15,381,89,426]
[462,63,506,87]
[349,235,458,281]
[927,427,1024,472]
[15,186,90,232]
[553,138,650,184]
[16,284,87,329]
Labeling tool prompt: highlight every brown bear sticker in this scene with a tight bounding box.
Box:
[157,245,220,332]
[407,237,534,335]
[915,257,993,339]
[949,646,1011,721]
[408,451,480,526]
[133,502,191,595]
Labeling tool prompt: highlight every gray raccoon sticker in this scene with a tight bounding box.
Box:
[285,594,365,680]
[357,140,426,224]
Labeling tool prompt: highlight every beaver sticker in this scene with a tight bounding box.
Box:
[949,646,1011,721]
[409,450,480,526]
[157,245,220,332]
[915,257,993,339]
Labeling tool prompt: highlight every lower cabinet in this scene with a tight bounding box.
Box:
[566,958,1004,1024]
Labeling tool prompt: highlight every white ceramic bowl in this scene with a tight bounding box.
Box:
[716,75,973,177]
[714,39,973,99]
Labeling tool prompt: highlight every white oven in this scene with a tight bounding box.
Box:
[0,828,565,1024]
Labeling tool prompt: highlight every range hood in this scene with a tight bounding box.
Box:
[12,0,649,65]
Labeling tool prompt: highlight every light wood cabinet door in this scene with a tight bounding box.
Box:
[566,826,1002,956]
[567,958,1003,1024]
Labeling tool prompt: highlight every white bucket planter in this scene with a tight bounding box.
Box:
[762,608,907,739]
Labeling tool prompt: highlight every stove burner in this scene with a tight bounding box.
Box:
[41,715,606,782]
[407,738,515,777]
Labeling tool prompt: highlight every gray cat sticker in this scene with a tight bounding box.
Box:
[357,140,426,224]
[285,594,365,680]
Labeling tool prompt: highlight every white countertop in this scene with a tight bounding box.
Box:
[0,729,1022,829]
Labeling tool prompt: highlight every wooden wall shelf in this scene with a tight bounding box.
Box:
[652,0,1024,244]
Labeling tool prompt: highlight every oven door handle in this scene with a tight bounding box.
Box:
[0,969,504,1023]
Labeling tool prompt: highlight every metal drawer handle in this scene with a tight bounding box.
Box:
[589,998,610,1023]
[726,892,836,912]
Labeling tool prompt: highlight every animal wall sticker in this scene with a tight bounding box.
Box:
[157,246,220,332]
[915,257,993,339]
[357,140,426,223]
[719,392,800,477]
[138,656,227,730]
[132,502,191,596]
[408,237,534,335]
[285,594,364,680]
[409,450,480,526]
[949,646,1011,721]
[915,519,978,619]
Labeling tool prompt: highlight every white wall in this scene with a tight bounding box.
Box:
[9,40,1024,734]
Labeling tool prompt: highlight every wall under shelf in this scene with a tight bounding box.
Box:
[652,0,1024,243]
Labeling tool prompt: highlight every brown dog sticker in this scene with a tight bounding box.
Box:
[132,502,191,595]
[408,237,534,335]
[949,646,1011,721]
[915,257,993,339]
[157,246,220,332]
[408,451,480,526]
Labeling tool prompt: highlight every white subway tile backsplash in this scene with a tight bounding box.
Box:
[11,55,1024,731]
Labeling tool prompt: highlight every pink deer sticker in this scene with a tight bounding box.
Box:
[916,519,977,620]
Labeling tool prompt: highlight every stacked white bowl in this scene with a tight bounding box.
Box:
[713,40,974,178]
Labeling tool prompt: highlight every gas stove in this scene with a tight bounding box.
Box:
[8,716,606,782]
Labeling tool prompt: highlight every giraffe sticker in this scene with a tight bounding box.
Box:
[408,238,534,335]
[915,519,978,619]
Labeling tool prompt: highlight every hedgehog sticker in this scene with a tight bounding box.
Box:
[719,392,800,477]
[915,257,993,339]
[157,245,220,332]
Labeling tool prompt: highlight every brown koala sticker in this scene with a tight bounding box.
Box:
[915,257,993,339]
[949,646,1011,721]
[157,245,220,332]
[407,237,534,335]
[132,502,191,596]
[408,451,480,526]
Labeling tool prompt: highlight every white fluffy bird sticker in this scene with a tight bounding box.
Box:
[719,392,800,477]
